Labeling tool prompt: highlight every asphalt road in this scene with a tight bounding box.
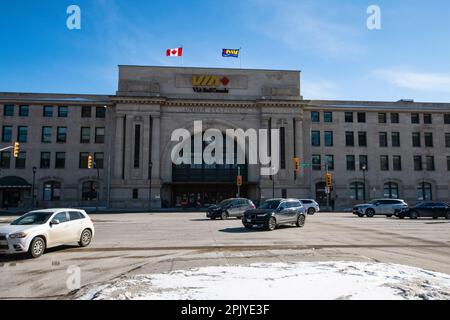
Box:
[0,212,449,299]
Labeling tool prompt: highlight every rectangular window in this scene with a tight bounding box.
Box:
[359,155,368,170]
[81,106,92,118]
[358,132,367,147]
[95,127,105,144]
[55,152,66,169]
[345,112,353,123]
[96,107,106,118]
[94,153,104,169]
[134,124,141,168]
[280,127,286,169]
[2,126,12,142]
[380,155,389,171]
[79,152,89,169]
[58,106,68,118]
[392,132,400,147]
[346,155,356,171]
[312,155,321,171]
[411,113,420,124]
[447,156,450,171]
[414,156,423,171]
[345,131,354,147]
[17,126,28,143]
[324,131,333,147]
[325,155,334,171]
[424,132,433,147]
[311,130,320,147]
[324,112,333,123]
[378,113,387,123]
[132,189,139,199]
[393,156,402,171]
[379,132,388,147]
[424,114,432,124]
[40,152,51,169]
[41,127,52,143]
[391,113,399,123]
[357,112,366,123]
[80,127,90,143]
[19,105,29,117]
[426,156,435,171]
[0,151,11,169]
[446,133,450,148]
[311,111,320,123]
[15,151,26,169]
[43,105,53,117]
[57,127,67,143]
[412,132,421,147]
[3,104,14,116]
[445,114,450,124]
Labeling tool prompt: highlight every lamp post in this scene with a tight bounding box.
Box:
[362,165,367,201]
[272,166,276,198]
[32,166,37,209]
[149,162,153,211]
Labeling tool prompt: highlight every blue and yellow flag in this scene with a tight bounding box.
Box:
[222,49,240,58]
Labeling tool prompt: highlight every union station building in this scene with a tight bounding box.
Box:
[1,66,450,210]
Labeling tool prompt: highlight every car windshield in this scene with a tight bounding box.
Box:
[368,200,380,204]
[219,199,233,206]
[414,202,427,208]
[11,212,53,225]
[259,200,281,210]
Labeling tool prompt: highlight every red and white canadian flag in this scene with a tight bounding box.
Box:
[166,47,183,57]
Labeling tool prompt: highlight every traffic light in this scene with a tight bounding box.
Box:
[87,155,93,169]
[13,142,20,158]
[293,157,300,173]
[325,173,333,187]
[236,175,243,187]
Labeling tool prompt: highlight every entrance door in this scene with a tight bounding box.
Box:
[2,189,21,208]
[315,182,327,207]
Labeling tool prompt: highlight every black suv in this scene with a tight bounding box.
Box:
[242,198,306,231]
[206,198,255,220]
[395,202,450,219]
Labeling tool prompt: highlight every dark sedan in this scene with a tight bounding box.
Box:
[395,202,450,219]
[242,198,306,231]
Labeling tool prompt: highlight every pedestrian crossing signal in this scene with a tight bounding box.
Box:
[325,173,333,187]
[237,175,243,187]
[13,142,20,158]
[293,157,300,173]
[88,155,93,169]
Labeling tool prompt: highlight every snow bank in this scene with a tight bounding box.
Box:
[78,261,450,300]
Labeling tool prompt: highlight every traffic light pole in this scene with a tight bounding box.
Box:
[237,166,241,198]
[326,164,330,211]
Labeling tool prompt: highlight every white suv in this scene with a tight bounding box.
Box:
[0,209,95,258]
[300,199,320,215]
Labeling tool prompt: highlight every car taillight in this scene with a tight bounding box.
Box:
[251,204,256,209]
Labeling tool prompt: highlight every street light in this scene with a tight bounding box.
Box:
[362,165,367,201]
[32,166,37,209]
[149,162,153,210]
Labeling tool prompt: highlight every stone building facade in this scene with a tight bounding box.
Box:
[0,66,449,210]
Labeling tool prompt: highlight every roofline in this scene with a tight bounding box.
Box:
[308,99,450,106]
[118,65,302,73]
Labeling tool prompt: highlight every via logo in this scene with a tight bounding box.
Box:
[367,5,381,30]
[66,5,81,30]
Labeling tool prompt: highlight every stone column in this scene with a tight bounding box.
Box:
[113,115,125,179]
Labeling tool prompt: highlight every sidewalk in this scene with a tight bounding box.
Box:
[0,207,205,216]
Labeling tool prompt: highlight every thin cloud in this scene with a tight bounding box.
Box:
[302,80,340,100]
[375,69,450,93]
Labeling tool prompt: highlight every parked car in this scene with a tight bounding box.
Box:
[206,198,255,220]
[353,199,408,218]
[0,209,95,258]
[300,199,320,215]
[242,198,306,231]
[395,202,450,220]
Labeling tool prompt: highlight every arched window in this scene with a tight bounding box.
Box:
[43,181,61,201]
[417,182,432,201]
[82,181,99,201]
[350,182,365,201]
[384,182,399,199]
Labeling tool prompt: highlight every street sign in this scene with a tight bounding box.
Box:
[300,163,311,168]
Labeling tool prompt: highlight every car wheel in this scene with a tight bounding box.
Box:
[410,211,418,220]
[445,212,450,220]
[399,216,405,219]
[79,229,92,247]
[210,217,216,220]
[357,213,364,218]
[433,216,438,220]
[307,208,315,215]
[243,224,253,230]
[220,211,229,220]
[28,237,46,258]
[266,217,276,231]
[386,215,393,218]
[366,209,375,218]
[296,215,306,227]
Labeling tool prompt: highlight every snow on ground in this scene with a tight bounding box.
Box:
[78,261,450,300]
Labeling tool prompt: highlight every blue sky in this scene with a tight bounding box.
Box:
[1,0,450,102]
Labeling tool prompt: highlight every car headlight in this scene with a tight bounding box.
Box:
[9,232,27,239]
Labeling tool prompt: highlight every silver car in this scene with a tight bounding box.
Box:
[300,199,320,215]
[0,208,95,258]
[353,199,408,218]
